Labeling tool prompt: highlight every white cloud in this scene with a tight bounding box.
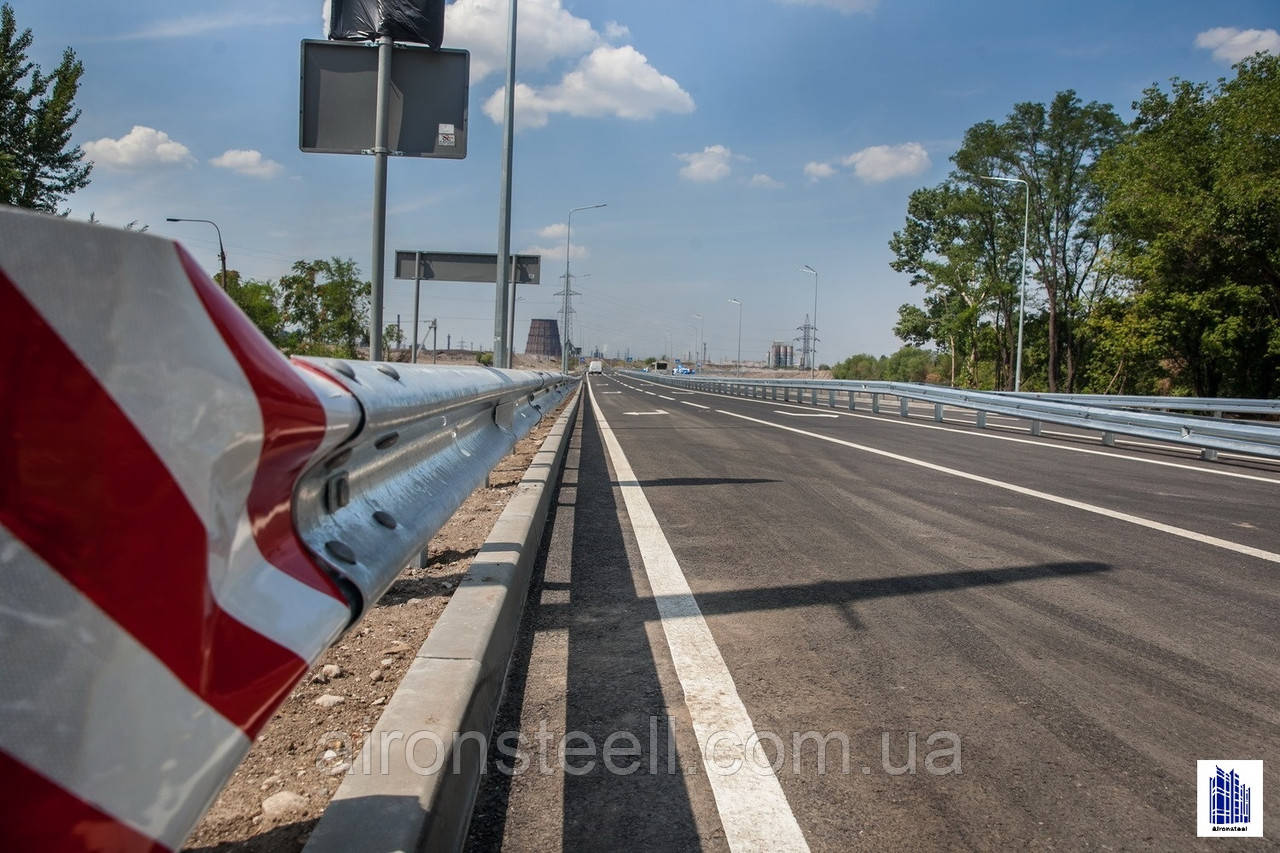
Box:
[677,145,733,183]
[538,223,568,240]
[804,161,837,181]
[604,21,631,41]
[523,243,586,260]
[83,126,195,169]
[210,149,283,179]
[484,45,694,130]
[102,12,300,41]
[1194,27,1280,63]
[775,0,878,14]
[446,0,601,81]
[842,142,930,182]
[748,173,784,189]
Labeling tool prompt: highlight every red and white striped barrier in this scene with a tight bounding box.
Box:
[0,207,360,850]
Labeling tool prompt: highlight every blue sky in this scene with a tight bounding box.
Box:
[16,0,1280,362]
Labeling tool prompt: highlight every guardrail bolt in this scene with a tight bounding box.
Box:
[324,540,357,564]
[325,472,351,513]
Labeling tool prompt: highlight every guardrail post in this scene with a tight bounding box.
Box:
[976,411,987,429]
[1201,447,1219,461]
[1030,420,1042,436]
[848,392,856,411]
[828,389,836,408]
[872,393,880,414]
[933,403,944,422]
[899,397,909,418]
[1101,431,1116,447]
[772,386,778,400]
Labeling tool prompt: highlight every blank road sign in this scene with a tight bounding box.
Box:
[394,251,541,284]
[300,40,469,158]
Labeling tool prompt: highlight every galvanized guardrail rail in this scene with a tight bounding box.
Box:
[623,371,1280,462]
[0,204,580,851]
[997,391,1280,418]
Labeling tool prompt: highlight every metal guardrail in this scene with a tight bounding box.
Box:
[997,391,1280,417]
[0,205,579,851]
[623,371,1280,461]
[294,359,576,622]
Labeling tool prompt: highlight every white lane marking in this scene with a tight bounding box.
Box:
[601,391,622,394]
[658,395,675,400]
[623,410,669,416]
[718,408,1280,565]
[626,378,1280,486]
[773,410,839,418]
[588,383,810,852]
[681,401,711,410]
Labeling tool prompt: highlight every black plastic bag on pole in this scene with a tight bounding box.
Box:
[326,0,445,47]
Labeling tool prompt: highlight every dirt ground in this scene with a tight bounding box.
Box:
[183,392,574,853]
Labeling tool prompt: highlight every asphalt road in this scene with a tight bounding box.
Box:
[468,372,1280,851]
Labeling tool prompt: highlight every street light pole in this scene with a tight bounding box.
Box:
[562,203,606,373]
[801,264,817,377]
[728,298,742,375]
[166,217,227,290]
[980,175,1030,391]
[492,0,518,368]
[692,313,703,368]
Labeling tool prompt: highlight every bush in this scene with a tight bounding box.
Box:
[476,351,493,366]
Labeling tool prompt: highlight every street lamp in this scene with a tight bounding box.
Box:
[167,217,227,291]
[801,264,818,377]
[562,203,606,373]
[728,298,742,375]
[692,313,704,367]
[979,175,1030,391]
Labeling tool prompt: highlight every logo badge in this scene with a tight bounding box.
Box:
[1198,760,1264,837]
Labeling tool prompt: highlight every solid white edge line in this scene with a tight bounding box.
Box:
[588,382,810,852]
[716,408,1280,565]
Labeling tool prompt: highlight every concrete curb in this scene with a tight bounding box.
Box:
[305,386,582,853]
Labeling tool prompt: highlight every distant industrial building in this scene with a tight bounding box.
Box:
[769,341,796,369]
[525,318,562,358]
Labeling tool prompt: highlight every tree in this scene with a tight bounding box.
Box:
[217,269,285,348]
[987,92,1126,391]
[277,258,370,357]
[384,323,405,351]
[0,3,91,211]
[1097,54,1280,397]
[889,147,1024,388]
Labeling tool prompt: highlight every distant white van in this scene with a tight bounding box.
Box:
[588,360,603,374]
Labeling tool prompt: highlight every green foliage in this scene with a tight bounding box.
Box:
[1096,54,1280,397]
[832,348,949,384]
[0,3,91,211]
[383,323,405,350]
[217,270,285,348]
[887,64,1280,398]
[476,351,493,366]
[277,258,371,358]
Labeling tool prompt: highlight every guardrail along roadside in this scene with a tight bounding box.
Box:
[624,371,1280,462]
[0,206,577,851]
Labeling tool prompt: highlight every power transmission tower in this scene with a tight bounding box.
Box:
[555,272,581,366]
[795,313,819,371]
